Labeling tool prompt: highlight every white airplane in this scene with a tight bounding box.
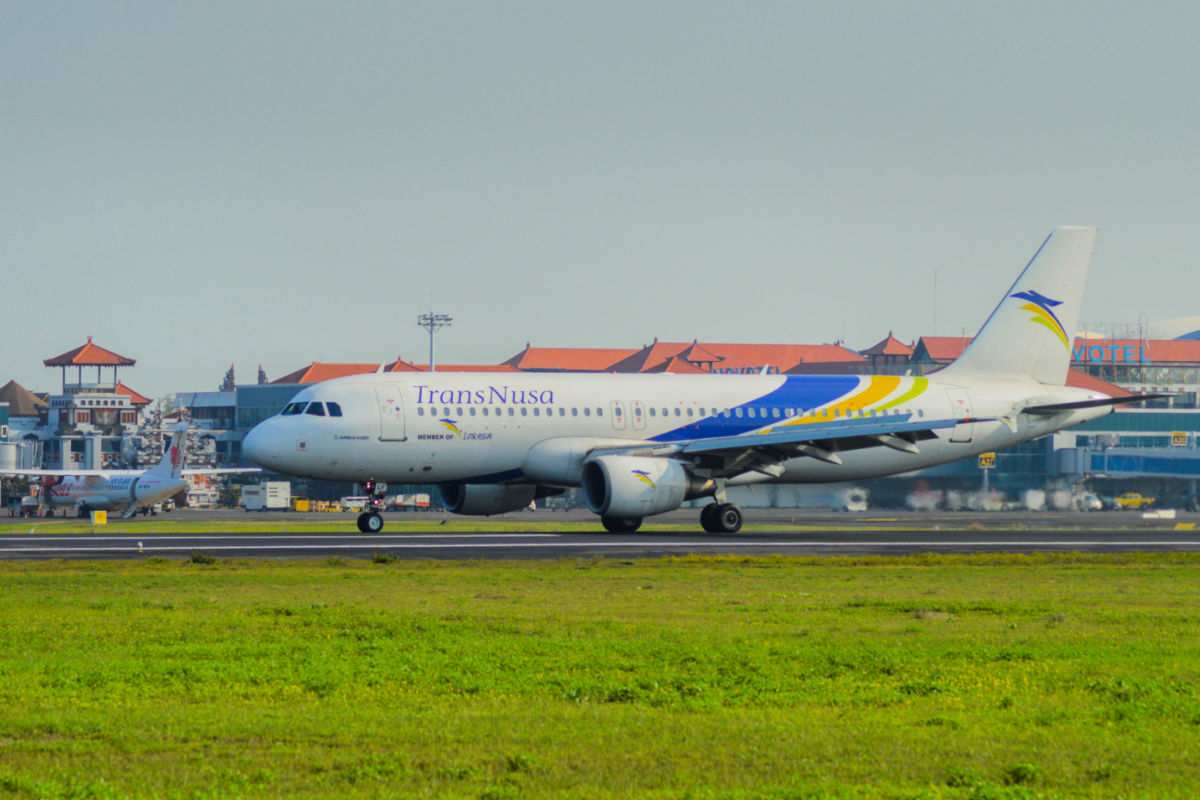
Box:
[244,227,1153,534]
[2,427,257,518]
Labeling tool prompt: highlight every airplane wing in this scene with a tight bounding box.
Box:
[0,468,137,478]
[584,391,1166,481]
[590,414,969,478]
[0,467,258,477]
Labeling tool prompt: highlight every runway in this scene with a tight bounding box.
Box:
[3,516,1199,561]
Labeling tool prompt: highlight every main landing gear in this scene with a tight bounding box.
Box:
[355,479,389,533]
[601,515,642,533]
[700,503,743,533]
[599,503,744,534]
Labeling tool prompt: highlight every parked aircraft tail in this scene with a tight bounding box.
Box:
[940,226,1096,385]
[146,426,187,479]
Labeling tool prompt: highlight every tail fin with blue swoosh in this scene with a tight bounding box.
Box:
[939,226,1096,385]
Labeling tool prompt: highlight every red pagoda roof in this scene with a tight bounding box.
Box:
[115,382,152,406]
[861,332,914,357]
[641,356,709,374]
[273,363,384,384]
[913,336,973,361]
[0,380,48,416]
[44,336,135,367]
[274,360,521,384]
[502,344,639,372]
[607,340,865,374]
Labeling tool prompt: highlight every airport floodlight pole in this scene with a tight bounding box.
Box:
[417,313,453,372]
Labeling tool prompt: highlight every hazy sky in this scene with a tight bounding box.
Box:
[3,1,1198,399]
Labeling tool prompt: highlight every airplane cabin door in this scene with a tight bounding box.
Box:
[630,400,646,430]
[374,385,407,442]
[945,387,974,443]
[610,400,627,430]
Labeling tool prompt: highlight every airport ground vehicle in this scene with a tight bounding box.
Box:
[18,495,40,517]
[392,493,431,511]
[242,481,292,511]
[340,496,368,512]
[1113,491,1155,510]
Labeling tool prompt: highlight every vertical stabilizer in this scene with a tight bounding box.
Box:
[146,426,187,479]
[939,226,1095,385]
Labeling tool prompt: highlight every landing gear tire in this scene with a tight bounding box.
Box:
[701,503,743,533]
[601,515,642,533]
[357,512,384,533]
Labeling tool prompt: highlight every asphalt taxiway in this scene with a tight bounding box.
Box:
[1,509,1197,560]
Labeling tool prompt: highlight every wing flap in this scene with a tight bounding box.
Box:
[583,416,962,481]
[680,416,963,456]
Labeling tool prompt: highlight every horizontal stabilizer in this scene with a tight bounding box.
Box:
[1023,393,1169,415]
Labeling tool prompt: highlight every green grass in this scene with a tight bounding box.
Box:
[1,554,1199,798]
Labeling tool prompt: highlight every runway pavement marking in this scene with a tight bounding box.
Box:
[3,540,1200,555]
[1,533,560,543]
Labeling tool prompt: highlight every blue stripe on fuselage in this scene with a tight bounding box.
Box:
[649,375,861,442]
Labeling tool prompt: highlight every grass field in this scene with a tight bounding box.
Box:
[2,553,1198,799]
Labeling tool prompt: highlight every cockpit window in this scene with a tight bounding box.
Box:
[327,402,343,417]
[305,402,326,416]
[281,402,306,416]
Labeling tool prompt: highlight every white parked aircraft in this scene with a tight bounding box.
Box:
[243,227,1152,533]
[2,428,256,518]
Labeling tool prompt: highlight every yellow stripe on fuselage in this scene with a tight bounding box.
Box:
[780,375,905,428]
[875,376,929,411]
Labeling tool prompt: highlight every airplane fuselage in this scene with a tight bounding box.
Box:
[243,371,1111,486]
[37,472,186,515]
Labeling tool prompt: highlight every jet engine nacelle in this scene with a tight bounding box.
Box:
[582,455,704,518]
[438,483,539,516]
[522,437,654,485]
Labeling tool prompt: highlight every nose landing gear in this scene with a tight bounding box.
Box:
[356,480,389,533]
[356,511,384,533]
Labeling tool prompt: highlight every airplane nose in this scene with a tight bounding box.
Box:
[242,423,274,469]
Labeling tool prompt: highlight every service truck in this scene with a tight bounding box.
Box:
[242,481,292,511]
[393,493,432,512]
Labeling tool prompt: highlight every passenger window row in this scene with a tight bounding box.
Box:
[411,404,924,421]
[416,406,604,418]
[281,400,922,424]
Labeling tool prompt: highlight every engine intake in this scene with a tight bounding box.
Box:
[582,455,705,518]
